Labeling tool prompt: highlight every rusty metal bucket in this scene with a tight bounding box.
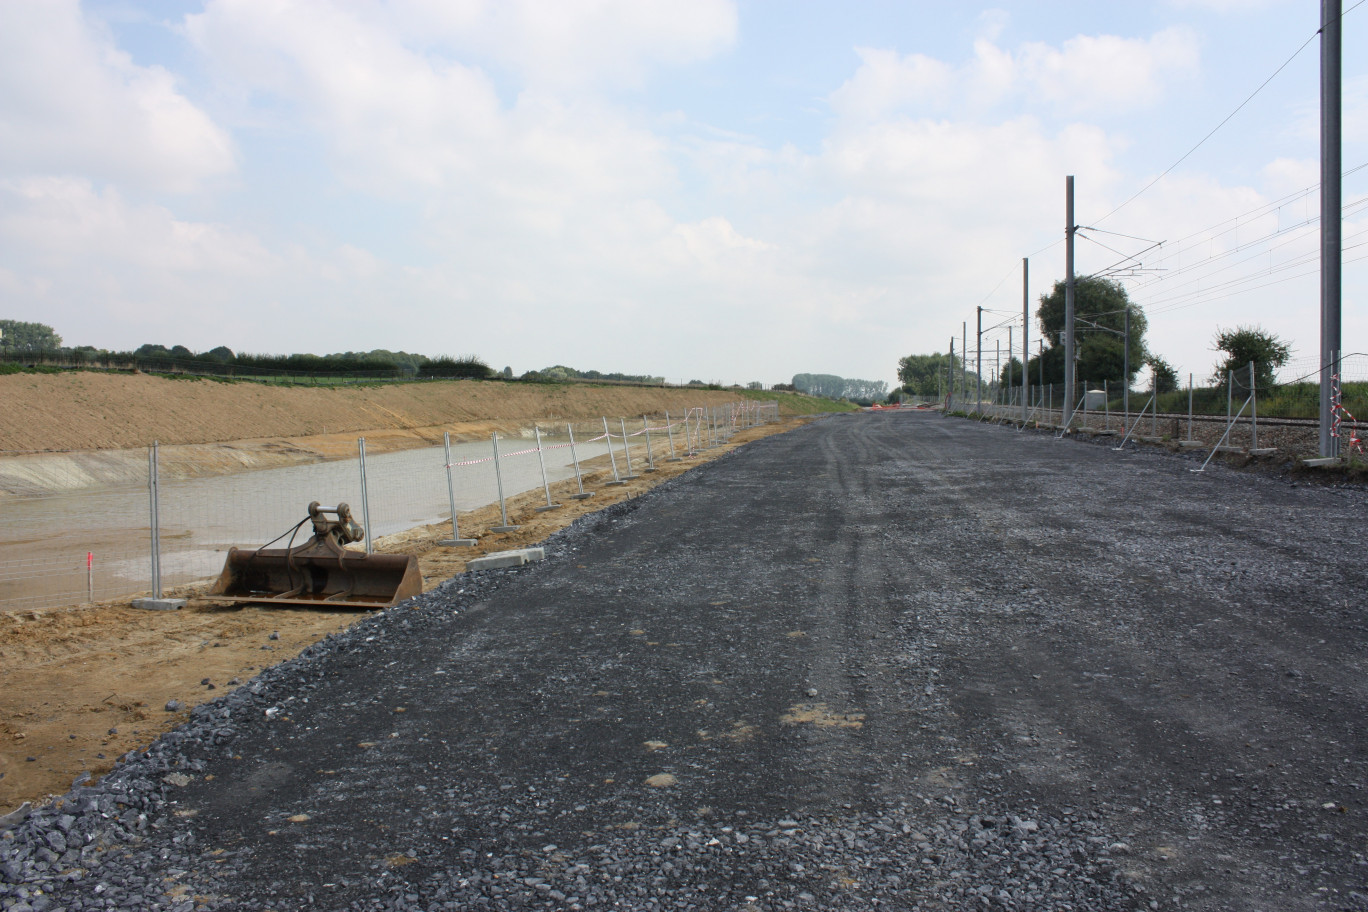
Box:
[204,546,421,609]
[202,502,422,610]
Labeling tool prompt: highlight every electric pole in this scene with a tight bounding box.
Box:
[1022,257,1029,423]
[1006,328,1012,409]
[1123,307,1130,424]
[976,306,983,414]
[948,337,955,409]
[1320,0,1342,458]
[1064,175,1077,429]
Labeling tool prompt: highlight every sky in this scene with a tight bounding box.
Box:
[0,1,1364,389]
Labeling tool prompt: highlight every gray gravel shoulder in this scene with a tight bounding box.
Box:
[6,412,1363,911]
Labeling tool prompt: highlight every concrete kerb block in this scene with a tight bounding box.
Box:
[535,504,564,513]
[570,492,596,500]
[439,538,478,547]
[466,547,546,571]
[489,525,520,533]
[1177,440,1205,448]
[1303,456,1343,468]
[132,598,186,611]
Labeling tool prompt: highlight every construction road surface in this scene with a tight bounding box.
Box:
[5,410,1368,912]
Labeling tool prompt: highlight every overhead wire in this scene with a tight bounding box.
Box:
[1142,232,1368,314]
[1129,195,1368,312]
[1093,18,1329,226]
[957,1,1367,352]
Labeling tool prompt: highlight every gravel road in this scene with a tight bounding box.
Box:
[4,411,1367,912]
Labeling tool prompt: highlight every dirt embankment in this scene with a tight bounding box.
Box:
[0,372,760,454]
[0,373,789,496]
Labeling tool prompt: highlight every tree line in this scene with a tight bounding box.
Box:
[791,373,888,405]
[0,321,493,378]
[896,277,1291,398]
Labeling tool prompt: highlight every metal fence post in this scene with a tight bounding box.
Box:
[439,432,476,546]
[567,424,595,499]
[534,426,562,512]
[665,411,682,462]
[358,437,373,553]
[490,432,520,531]
[620,418,640,479]
[603,417,625,485]
[642,416,657,472]
[1188,374,1194,442]
[1231,371,1242,429]
[1151,376,1158,437]
[149,441,161,598]
[1250,360,1258,451]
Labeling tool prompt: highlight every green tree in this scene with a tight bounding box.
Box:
[998,357,1025,388]
[898,353,953,396]
[1034,277,1147,386]
[1211,325,1291,390]
[0,320,63,352]
[1146,354,1179,393]
[792,373,847,399]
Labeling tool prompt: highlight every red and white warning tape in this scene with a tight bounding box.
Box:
[1331,373,1362,453]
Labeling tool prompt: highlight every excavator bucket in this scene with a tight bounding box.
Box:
[201,501,422,610]
[204,546,422,609]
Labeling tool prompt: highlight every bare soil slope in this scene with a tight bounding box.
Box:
[0,372,753,453]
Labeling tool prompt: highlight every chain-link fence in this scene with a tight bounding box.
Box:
[945,353,1368,460]
[0,402,778,612]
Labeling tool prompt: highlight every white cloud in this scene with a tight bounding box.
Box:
[1261,157,1319,195]
[1016,28,1200,114]
[387,0,738,90]
[0,178,394,348]
[186,1,675,203]
[831,27,1199,123]
[0,0,233,193]
[828,48,952,121]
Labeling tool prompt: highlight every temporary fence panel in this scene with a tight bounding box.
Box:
[0,407,771,612]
